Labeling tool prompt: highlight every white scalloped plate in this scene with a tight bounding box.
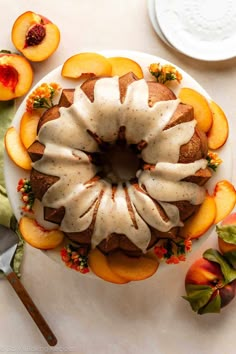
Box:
[4,49,232,276]
[155,0,236,61]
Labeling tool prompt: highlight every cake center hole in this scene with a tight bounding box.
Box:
[100,144,140,184]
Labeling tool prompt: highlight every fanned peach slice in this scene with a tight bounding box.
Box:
[178,88,213,132]
[107,251,159,281]
[207,100,229,150]
[11,11,60,62]
[213,180,236,224]
[179,193,216,239]
[20,111,41,149]
[108,57,144,79]
[4,127,32,170]
[88,248,129,284]
[0,53,33,100]
[61,52,112,79]
[19,216,64,249]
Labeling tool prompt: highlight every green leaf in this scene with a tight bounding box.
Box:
[216,225,236,245]
[198,293,221,314]
[203,248,236,284]
[0,100,15,226]
[206,154,218,171]
[0,189,12,228]
[183,284,214,312]
[0,100,15,187]
[0,99,24,278]
[0,49,11,54]
[222,251,236,269]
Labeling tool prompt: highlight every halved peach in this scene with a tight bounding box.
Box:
[213,180,236,224]
[61,52,112,79]
[4,126,32,170]
[178,88,213,132]
[88,248,129,284]
[11,11,60,62]
[19,216,64,249]
[107,251,159,281]
[0,53,33,100]
[179,193,216,239]
[108,57,144,79]
[20,111,41,149]
[207,100,229,150]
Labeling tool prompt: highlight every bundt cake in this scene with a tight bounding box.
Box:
[28,72,212,256]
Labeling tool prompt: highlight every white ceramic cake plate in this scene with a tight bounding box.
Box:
[4,49,233,277]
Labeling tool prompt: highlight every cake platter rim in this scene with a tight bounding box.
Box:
[3,49,233,279]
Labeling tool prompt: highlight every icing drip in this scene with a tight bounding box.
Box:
[138,159,207,205]
[91,183,151,251]
[34,77,207,252]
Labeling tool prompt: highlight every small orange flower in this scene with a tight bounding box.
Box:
[184,238,192,252]
[149,63,182,84]
[17,178,34,212]
[154,245,168,259]
[207,151,222,171]
[178,254,186,262]
[26,82,61,113]
[60,245,89,274]
[166,255,180,264]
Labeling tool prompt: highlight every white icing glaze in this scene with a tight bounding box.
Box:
[34,77,207,252]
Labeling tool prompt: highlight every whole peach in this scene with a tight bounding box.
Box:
[185,257,223,287]
[185,257,236,313]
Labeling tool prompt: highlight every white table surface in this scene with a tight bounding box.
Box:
[1,1,236,353]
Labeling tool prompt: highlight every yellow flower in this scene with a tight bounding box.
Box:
[149,62,182,84]
[207,151,222,171]
[149,63,162,73]
[26,82,61,112]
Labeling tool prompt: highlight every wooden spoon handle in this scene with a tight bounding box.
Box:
[7,271,57,346]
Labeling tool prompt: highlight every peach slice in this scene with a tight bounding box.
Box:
[19,216,64,249]
[11,11,60,62]
[178,88,213,132]
[213,180,236,224]
[107,251,159,281]
[179,193,216,239]
[108,57,144,79]
[61,52,112,79]
[4,127,32,170]
[20,111,41,149]
[207,100,229,150]
[88,248,129,284]
[0,53,33,100]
